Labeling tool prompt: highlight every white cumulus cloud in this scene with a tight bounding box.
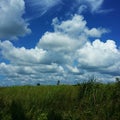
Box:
[0,14,119,85]
[77,39,120,75]
[0,0,31,39]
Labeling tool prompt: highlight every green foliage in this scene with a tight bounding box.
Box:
[47,110,63,120]
[0,81,120,120]
[10,100,26,120]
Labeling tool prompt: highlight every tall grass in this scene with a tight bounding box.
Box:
[0,81,120,120]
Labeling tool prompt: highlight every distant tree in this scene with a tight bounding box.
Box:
[37,83,40,86]
[57,80,60,85]
[116,77,120,83]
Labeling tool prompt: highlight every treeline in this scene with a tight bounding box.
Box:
[0,80,120,120]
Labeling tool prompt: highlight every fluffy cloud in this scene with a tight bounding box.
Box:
[39,15,107,49]
[0,14,119,85]
[52,15,107,38]
[0,0,31,39]
[77,39,120,75]
[85,28,108,37]
[0,40,49,65]
[38,15,107,64]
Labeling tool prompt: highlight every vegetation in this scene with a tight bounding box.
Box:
[0,80,120,120]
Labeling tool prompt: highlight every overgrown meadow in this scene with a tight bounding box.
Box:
[0,80,120,120]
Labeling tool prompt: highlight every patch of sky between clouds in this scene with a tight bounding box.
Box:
[25,0,110,21]
[25,0,62,21]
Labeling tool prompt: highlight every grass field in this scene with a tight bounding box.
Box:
[0,80,120,120]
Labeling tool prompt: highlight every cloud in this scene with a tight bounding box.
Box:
[85,28,108,37]
[0,40,52,65]
[26,0,61,20]
[67,0,113,15]
[37,14,107,64]
[78,5,88,14]
[0,0,31,39]
[27,0,61,10]
[20,0,114,32]
[0,14,119,85]
[75,0,104,13]
[25,0,108,20]
[77,39,120,75]
[86,0,104,12]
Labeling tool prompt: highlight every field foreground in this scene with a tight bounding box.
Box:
[0,81,120,120]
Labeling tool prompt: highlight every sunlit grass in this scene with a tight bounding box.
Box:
[0,81,120,120]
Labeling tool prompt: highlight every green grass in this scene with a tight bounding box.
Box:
[0,81,120,120]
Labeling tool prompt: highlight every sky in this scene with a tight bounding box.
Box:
[0,0,120,86]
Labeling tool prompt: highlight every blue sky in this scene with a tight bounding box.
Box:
[0,0,120,86]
